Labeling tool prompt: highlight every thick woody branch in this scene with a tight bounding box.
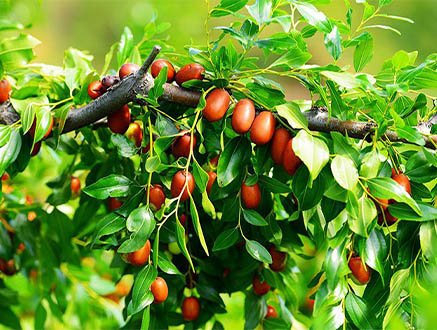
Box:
[0,45,435,149]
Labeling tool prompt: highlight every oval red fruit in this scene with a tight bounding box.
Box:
[231,98,256,134]
[266,305,278,319]
[70,176,81,196]
[149,184,166,210]
[250,111,276,145]
[108,105,131,134]
[108,197,123,211]
[282,138,302,175]
[269,246,287,272]
[87,80,106,99]
[126,122,143,147]
[126,240,151,266]
[206,171,217,194]
[151,59,175,82]
[150,277,168,304]
[175,63,205,86]
[241,182,261,209]
[182,296,200,321]
[171,170,195,202]
[172,131,196,158]
[348,255,372,285]
[203,89,230,122]
[0,79,12,103]
[119,63,140,79]
[252,275,271,295]
[271,128,291,164]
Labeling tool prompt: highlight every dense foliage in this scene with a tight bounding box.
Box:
[0,0,436,329]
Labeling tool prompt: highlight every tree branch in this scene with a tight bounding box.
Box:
[0,45,435,149]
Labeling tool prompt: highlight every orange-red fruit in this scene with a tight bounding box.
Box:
[206,171,217,194]
[379,209,398,226]
[149,184,166,210]
[150,277,169,304]
[182,296,200,321]
[253,275,271,295]
[31,142,41,157]
[231,99,256,134]
[119,63,140,79]
[175,63,205,86]
[108,197,123,211]
[305,298,315,313]
[391,172,411,195]
[172,131,197,158]
[348,256,372,285]
[0,79,12,103]
[108,105,131,134]
[250,111,276,145]
[29,116,54,139]
[269,246,287,272]
[180,213,187,226]
[115,280,131,297]
[266,305,278,319]
[209,155,219,168]
[2,172,10,181]
[70,176,81,196]
[282,138,302,175]
[88,80,106,99]
[126,122,143,147]
[151,59,175,83]
[126,240,151,266]
[171,170,195,202]
[375,197,389,210]
[241,182,261,209]
[203,89,231,122]
[271,128,291,164]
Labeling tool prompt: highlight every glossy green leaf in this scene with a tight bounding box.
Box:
[83,174,133,199]
[213,228,240,252]
[190,195,209,256]
[245,240,272,263]
[331,155,358,190]
[217,137,251,187]
[129,265,157,315]
[242,209,268,226]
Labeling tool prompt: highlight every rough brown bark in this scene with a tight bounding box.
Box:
[0,46,435,149]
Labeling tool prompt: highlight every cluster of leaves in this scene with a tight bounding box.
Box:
[0,0,437,329]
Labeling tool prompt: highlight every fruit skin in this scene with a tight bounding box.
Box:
[126,122,143,147]
[115,280,131,297]
[0,259,17,276]
[88,80,106,99]
[119,63,140,79]
[149,184,166,210]
[101,75,119,88]
[206,171,217,194]
[151,277,169,304]
[209,155,219,168]
[29,116,54,139]
[171,170,195,202]
[108,105,131,134]
[2,172,10,181]
[182,296,201,321]
[266,305,278,319]
[269,246,287,272]
[31,142,41,157]
[175,63,205,86]
[271,128,291,164]
[203,89,231,122]
[172,131,197,158]
[253,275,271,295]
[108,197,123,211]
[391,172,411,196]
[250,111,276,145]
[168,241,182,255]
[241,182,261,209]
[179,214,187,226]
[151,59,175,82]
[282,138,302,175]
[0,79,12,103]
[348,255,372,285]
[126,240,151,266]
[231,98,256,134]
[70,176,81,196]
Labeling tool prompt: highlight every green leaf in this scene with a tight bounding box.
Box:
[0,307,21,330]
[247,0,272,25]
[367,177,421,215]
[270,47,312,68]
[92,213,125,244]
[331,155,358,190]
[354,34,373,71]
[363,229,388,280]
[419,221,437,260]
[83,174,133,199]
[325,245,348,290]
[326,80,347,117]
[242,209,268,226]
[158,251,183,276]
[213,228,240,252]
[118,207,155,253]
[111,134,137,158]
[211,0,249,17]
[217,137,251,187]
[275,102,308,131]
[321,71,361,89]
[145,156,161,173]
[141,306,150,330]
[245,240,272,263]
[293,130,329,182]
[294,2,332,33]
[176,219,194,270]
[345,292,376,329]
[388,203,437,222]
[244,292,266,330]
[0,129,21,175]
[347,193,377,237]
[395,126,425,146]
[129,265,157,315]
[258,175,292,193]
[35,301,47,330]
[193,159,209,193]
[190,195,209,256]
[324,26,342,60]
[117,27,134,68]
[379,0,393,6]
